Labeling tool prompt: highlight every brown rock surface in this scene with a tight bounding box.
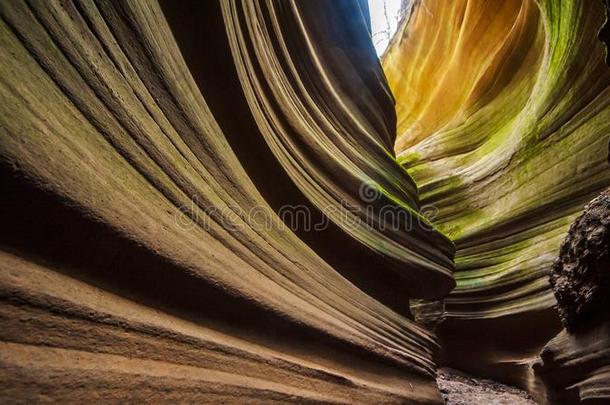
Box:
[550,189,610,330]
[537,188,610,403]
[0,0,452,403]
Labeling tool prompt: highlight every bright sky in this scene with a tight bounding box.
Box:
[368,0,403,56]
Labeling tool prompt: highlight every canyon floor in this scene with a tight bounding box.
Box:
[437,368,537,405]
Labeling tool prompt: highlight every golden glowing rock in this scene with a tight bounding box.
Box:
[383,0,610,392]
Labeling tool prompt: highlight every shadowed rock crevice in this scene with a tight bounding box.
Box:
[1,0,610,403]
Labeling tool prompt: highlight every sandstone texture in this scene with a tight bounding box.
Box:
[1,0,610,403]
[382,0,610,391]
[0,0,453,403]
[536,188,610,403]
[550,190,610,330]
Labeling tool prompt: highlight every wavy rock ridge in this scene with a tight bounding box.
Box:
[382,0,610,391]
[2,0,610,403]
[0,0,453,403]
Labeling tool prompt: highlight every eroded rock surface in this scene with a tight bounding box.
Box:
[1,0,609,403]
[0,0,452,403]
[536,188,610,403]
[550,189,610,330]
[382,0,610,390]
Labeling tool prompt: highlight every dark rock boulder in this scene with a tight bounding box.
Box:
[550,189,610,330]
[537,185,610,403]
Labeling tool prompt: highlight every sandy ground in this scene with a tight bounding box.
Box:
[437,368,537,405]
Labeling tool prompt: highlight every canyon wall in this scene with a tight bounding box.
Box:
[0,0,453,403]
[2,0,610,403]
[383,0,610,393]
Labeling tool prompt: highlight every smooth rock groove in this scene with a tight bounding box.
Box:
[2,0,610,403]
[382,0,610,392]
[0,0,452,403]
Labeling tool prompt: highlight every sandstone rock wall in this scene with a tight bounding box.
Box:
[0,0,454,403]
[382,0,610,390]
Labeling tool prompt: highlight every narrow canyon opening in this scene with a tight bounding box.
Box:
[1,0,609,404]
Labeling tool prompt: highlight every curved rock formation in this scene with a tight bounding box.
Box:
[2,0,609,402]
[0,0,453,403]
[536,321,610,404]
[219,0,454,298]
[382,0,610,389]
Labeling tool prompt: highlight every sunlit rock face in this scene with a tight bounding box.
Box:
[0,0,453,403]
[383,0,610,391]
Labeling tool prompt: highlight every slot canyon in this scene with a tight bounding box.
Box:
[0,0,609,403]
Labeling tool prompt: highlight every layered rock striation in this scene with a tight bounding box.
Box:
[0,0,453,403]
[2,0,610,402]
[382,0,610,389]
[219,0,454,299]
